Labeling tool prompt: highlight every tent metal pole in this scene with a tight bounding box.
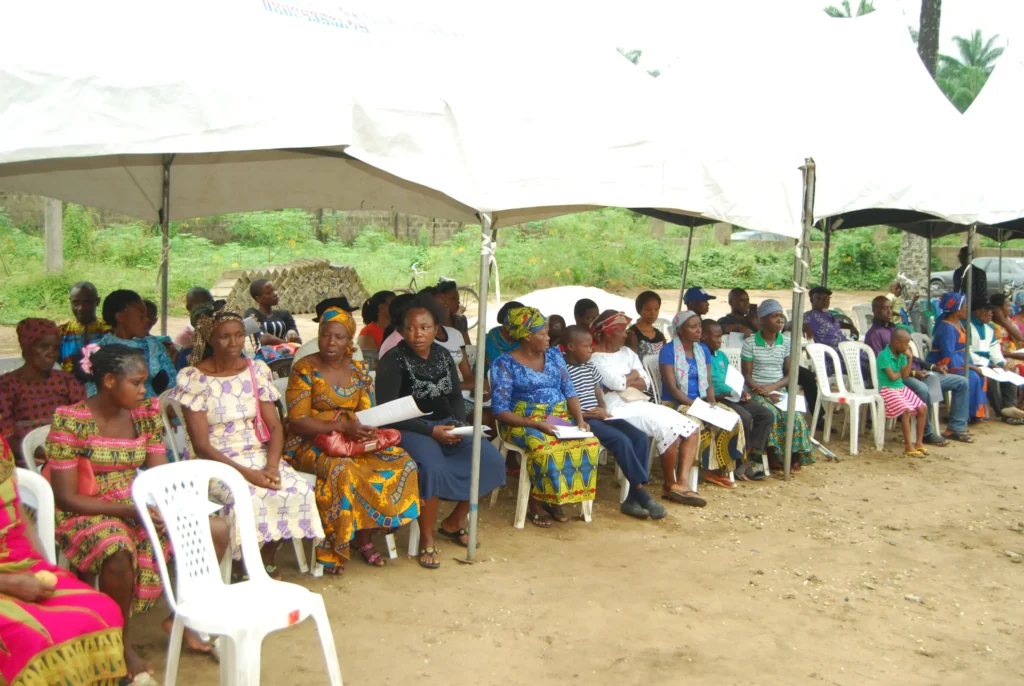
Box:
[158,155,173,336]
[999,228,1004,291]
[464,213,494,560]
[964,223,976,384]
[783,158,815,481]
[926,231,932,304]
[821,219,831,288]
[676,220,695,312]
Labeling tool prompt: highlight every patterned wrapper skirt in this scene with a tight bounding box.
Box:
[879,385,925,419]
[751,394,812,458]
[662,401,745,471]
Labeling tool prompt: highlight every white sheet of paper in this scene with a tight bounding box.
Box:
[449,425,491,436]
[552,426,594,440]
[355,396,427,427]
[686,397,740,431]
[773,393,807,413]
[980,366,1005,382]
[1001,370,1024,386]
[724,366,746,402]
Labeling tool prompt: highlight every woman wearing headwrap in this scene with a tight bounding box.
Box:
[0,318,85,466]
[589,310,705,507]
[170,302,323,578]
[740,299,814,470]
[376,295,505,569]
[484,300,525,375]
[489,306,602,526]
[926,292,986,423]
[658,311,745,489]
[283,303,421,574]
[990,293,1024,376]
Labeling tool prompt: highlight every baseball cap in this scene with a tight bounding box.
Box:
[683,287,716,302]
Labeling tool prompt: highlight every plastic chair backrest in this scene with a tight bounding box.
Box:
[838,341,877,394]
[908,339,921,360]
[642,353,661,401]
[654,318,672,337]
[272,377,289,419]
[723,348,742,370]
[132,461,268,611]
[805,343,849,396]
[911,332,931,357]
[15,468,56,564]
[158,391,187,462]
[293,339,319,362]
[0,356,24,375]
[851,303,872,337]
[20,426,50,474]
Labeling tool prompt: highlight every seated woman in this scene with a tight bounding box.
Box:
[484,301,525,375]
[927,292,986,423]
[57,281,110,374]
[91,289,177,398]
[0,318,85,467]
[48,344,229,681]
[357,290,395,368]
[739,299,813,471]
[244,279,301,346]
[588,311,704,507]
[378,293,416,359]
[990,293,1024,376]
[284,303,420,574]
[376,296,505,569]
[658,311,745,489]
[626,290,667,359]
[968,298,1024,424]
[0,435,128,686]
[435,279,472,346]
[171,303,323,578]
[490,308,602,526]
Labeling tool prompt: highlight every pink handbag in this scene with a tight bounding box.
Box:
[246,358,272,443]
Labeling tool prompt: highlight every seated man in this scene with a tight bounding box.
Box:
[863,295,971,444]
[718,288,759,338]
[803,286,867,383]
[886,280,919,326]
[573,298,600,330]
[682,286,715,320]
[56,281,110,374]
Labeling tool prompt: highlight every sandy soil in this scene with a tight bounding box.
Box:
[8,287,1024,685]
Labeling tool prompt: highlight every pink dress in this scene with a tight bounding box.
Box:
[0,436,126,685]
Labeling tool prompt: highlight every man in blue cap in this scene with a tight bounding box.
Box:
[683,287,716,319]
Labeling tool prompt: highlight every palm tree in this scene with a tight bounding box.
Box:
[823,0,874,18]
[937,30,1004,111]
[617,48,643,65]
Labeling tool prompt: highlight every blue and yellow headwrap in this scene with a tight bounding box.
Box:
[938,291,966,320]
[319,306,357,355]
[506,306,548,340]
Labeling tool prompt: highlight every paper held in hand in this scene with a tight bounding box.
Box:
[686,397,740,431]
[725,366,745,402]
[552,426,594,440]
[772,393,807,413]
[449,425,491,436]
[980,366,1024,386]
[355,396,426,427]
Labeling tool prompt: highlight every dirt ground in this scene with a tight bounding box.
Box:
[7,287,1024,685]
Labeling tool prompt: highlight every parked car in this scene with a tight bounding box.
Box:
[929,257,1024,296]
[731,230,791,242]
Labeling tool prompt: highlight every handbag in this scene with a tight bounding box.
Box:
[618,387,650,403]
[314,428,401,457]
[42,458,99,496]
[246,358,272,444]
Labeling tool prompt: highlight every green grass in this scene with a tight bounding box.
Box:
[0,205,903,326]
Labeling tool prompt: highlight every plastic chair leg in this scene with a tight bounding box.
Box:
[292,538,309,574]
[513,456,531,529]
[761,453,770,477]
[811,399,822,439]
[163,615,184,686]
[581,499,593,523]
[218,635,237,686]
[930,402,941,436]
[689,466,699,493]
[616,465,629,504]
[220,552,232,585]
[407,524,420,558]
[311,596,345,686]
[849,404,860,456]
[385,533,398,560]
[489,489,499,507]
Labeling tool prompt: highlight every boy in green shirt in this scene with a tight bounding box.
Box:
[700,320,771,480]
[876,328,928,456]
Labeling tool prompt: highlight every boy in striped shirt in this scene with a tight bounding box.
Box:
[563,325,665,519]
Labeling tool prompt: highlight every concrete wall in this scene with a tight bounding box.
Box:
[932,246,1024,269]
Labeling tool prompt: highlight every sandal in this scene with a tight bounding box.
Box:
[418,547,440,569]
[705,475,736,489]
[527,512,553,528]
[121,674,159,686]
[542,503,571,522]
[356,542,386,567]
[436,526,480,548]
[1003,417,1024,426]
[264,565,282,581]
[923,435,949,447]
[903,449,925,458]
[942,430,975,443]
[746,463,767,481]
[662,490,707,508]
[915,446,930,456]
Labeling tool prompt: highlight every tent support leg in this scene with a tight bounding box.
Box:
[965,223,976,384]
[821,219,830,288]
[465,213,494,561]
[926,232,932,305]
[783,158,816,481]
[676,221,695,312]
[999,229,1004,292]
[158,155,174,336]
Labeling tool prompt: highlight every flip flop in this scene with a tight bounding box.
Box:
[943,430,974,443]
[923,435,949,447]
[436,526,480,548]
[356,542,387,567]
[418,547,440,570]
[541,503,571,523]
[1003,417,1024,426]
[705,475,736,489]
[903,449,925,458]
[527,512,553,528]
[915,446,930,456]
[662,490,707,508]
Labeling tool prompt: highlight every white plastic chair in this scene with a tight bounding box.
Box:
[837,341,887,447]
[806,343,882,456]
[723,348,742,370]
[911,332,932,359]
[132,461,343,686]
[158,391,188,462]
[20,426,50,474]
[0,356,23,374]
[272,377,289,420]
[641,353,699,491]
[16,467,57,564]
[293,339,319,363]
[850,303,872,338]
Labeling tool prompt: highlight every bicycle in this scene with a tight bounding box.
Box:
[397,263,483,331]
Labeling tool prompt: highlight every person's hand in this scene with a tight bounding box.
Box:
[628,377,647,391]
[740,391,751,402]
[4,574,53,603]
[262,462,282,487]
[339,419,377,441]
[749,384,765,396]
[430,425,461,445]
[245,468,277,489]
[147,506,166,532]
[286,331,301,343]
[535,422,560,436]
[707,397,717,407]
[913,370,929,380]
[585,408,611,420]
[767,392,783,403]
[935,363,949,374]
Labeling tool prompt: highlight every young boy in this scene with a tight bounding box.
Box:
[700,320,770,480]
[563,325,665,519]
[877,328,928,456]
[548,314,567,352]
[573,299,600,331]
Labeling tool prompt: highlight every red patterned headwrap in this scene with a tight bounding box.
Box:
[589,311,631,338]
[16,318,58,350]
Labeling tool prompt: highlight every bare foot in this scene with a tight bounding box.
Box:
[124,644,153,680]
[162,616,213,654]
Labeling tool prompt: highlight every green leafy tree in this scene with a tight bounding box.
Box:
[823,0,874,18]
[617,47,661,78]
[937,30,1004,112]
